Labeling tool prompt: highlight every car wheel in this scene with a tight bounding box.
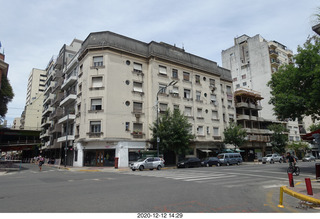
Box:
[150,169,154,171]
[237,161,240,165]
[132,169,136,171]
[157,165,161,170]
[279,159,282,163]
[139,165,144,171]
[270,160,273,164]
[227,162,230,166]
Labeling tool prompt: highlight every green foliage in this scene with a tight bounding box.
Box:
[268,35,320,121]
[223,122,247,149]
[0,75,14,121]
[268,124,288,154]
[150,109,195,156]
[308,123,320,132]
[286,141,309,159]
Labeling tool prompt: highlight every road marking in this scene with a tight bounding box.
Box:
[184,175,236,181]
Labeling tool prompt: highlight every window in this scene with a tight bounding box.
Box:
[159,65,167,75]
[92,76,103,88]
[195,75,200,84]
[233,77,237,82]
[213,127,219,136]
[210,94,217,105]
[133,102,143,113]
[133,123,143,132]
[183,72,190,81]
[90,121,101,133]
[243,82,247,86]
[226,86,232,93]
[93,56,103,67]
[210,79,215,87]
[159,103,168,113]
[133,62,142,72]
[133,82,143,93]
[197,108,203,118]
[172,69,178,78]
[171,86,179,96]
[228,100,232,108]
[207,127,210,135]
[212,110,218,120]
[91,99,102,111]
[196,91,201,101]
[197,126,204,135]
[242,74,246,79]
[159,84,167,94]
[184,89,191,99]
[229,114,234,122]
[184,107,192,116]
[236,84,240,88]
[125,122,130,131]
[173,105,179,111]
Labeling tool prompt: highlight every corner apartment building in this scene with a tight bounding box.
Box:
[63,31,234,167]
[234,88,286,161]
[40,39,82,165]
[20,68,46,130]
[222,34,301,143]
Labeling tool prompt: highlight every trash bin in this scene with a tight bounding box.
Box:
[316,163,320,179]
[114,157,119,169]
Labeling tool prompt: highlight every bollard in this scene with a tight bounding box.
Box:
[288,173,294,187]
[305,178,313,195]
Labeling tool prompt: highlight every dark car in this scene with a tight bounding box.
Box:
[177,157,201,168]
[201,157,221,167]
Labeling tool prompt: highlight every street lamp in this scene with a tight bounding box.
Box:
[156,80,178,157]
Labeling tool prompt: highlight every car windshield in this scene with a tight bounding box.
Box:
[217,155,223,159]
[266,155,272,157]
[137,159,145,162]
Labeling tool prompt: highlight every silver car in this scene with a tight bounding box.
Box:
[130,157,165,171]
[302,155,316,162]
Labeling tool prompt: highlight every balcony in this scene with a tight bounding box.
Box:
[61,74,77,90]
[44,81,56,94]
[269,50,279,58]
[58,114,76,124]
[250,115,258,121]
[41,117,52,128]
[60,91,77,107]
[236,102,249,108]
[57,135,75,143]
[236,114,250,120]
[42,106,53,116]
[40,129,50,139]
[43,93,55,105]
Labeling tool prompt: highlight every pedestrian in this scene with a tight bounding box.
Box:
[38,156,44,171]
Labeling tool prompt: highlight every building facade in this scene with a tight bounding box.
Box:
[222,34,300,142]
[40,39,82,166]
[64,31,234,167]
[20,68,46,130]
[0,52,9,90]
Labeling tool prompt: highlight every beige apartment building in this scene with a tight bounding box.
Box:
[20,68,46,130]
[222,34,301,143]
[69,31,234,167]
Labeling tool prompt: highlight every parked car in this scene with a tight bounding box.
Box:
[302,155,316,162]
[130,157,165,171]
[177,157,201,168]
[201,157,221,167]
[217,153,243,166]
[262,154,283,164]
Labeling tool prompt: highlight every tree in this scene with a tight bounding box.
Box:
[150,109,195,162]
[286,141,309,159]
[0,74,14,122]
[308,123,320,132]
[268,124,288,154]
[223,122,247,149]
[268,35,320,121]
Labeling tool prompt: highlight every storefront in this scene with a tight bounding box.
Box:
[73,140,146,167]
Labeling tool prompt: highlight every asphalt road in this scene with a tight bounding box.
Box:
[0,161,319,213]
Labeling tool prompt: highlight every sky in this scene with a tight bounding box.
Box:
[0,0,319,127]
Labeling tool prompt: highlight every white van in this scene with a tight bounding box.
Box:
[217,153,243,166]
